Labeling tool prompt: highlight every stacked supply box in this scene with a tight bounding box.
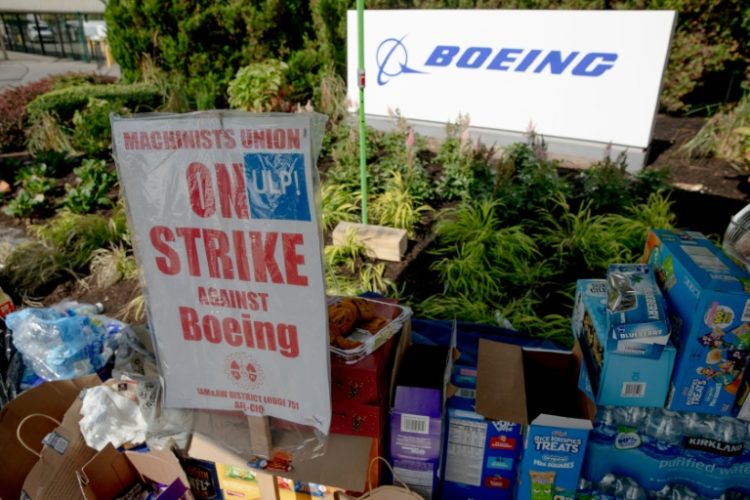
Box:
[644,229,750,415]
[605,264,671,358]
[441,366,523,499]
[574,279,676,407]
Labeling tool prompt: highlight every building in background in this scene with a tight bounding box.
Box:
[0,0,106,63]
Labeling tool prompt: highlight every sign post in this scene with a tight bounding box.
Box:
[111,112,331,438]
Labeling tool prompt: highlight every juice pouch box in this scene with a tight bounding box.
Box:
[573,279,676,407]
[644,229,750,415]
[606,264,670,358]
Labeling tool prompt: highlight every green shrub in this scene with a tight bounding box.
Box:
[26,83,160,123]
[495,138,572,224]
[682,95,750,167]
[71,98,128,156]
[105,0,314,107]
[64,159,118,213]
[435,115,495,201]
[580,152,632,214]
[227,60,290,112]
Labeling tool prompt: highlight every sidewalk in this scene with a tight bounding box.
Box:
[0,50,120,89]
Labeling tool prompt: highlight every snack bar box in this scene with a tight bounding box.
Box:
[574,279,676,408]
[472,339,595,500]
[441,366,523,500]
[644,229,750,415]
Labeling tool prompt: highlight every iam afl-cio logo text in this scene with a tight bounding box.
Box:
[224,352,264,390]
[376,36,425,86]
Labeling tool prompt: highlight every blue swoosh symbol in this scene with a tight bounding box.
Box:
[376,36,426,86]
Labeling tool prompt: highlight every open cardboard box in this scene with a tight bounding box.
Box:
[78,443,191,499]
[183,318,413,494]
[0,375,101,500]
[474,339,595,500]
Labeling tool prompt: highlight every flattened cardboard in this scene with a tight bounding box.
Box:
[186,431,372,492]
[475,339,527,424]
[0,375,100,500]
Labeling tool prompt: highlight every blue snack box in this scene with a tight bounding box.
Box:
[644,229,750,415]
[441,366,522,499]
[606,264,670,358]
[573,279,676,407]
[517,416,592,500]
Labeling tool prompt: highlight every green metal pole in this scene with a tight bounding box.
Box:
[357,0,368,224]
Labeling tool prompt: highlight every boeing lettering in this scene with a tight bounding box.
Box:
[425,45,617,76]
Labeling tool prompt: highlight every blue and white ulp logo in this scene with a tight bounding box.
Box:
[244,153,310,221]
[376,36,425,86]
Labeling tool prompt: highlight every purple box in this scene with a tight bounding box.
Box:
[389,344,451,499]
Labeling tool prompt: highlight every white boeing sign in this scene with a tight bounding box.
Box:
[347,9,676,168]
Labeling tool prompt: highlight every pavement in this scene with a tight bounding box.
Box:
[0,50,120,89]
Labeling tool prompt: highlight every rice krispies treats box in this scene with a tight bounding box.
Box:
[644,229,750,415]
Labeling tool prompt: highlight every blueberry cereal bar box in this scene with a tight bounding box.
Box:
[606,264,670,358]
[644,229,750,415]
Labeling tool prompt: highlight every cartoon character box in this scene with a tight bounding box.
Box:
[644,229,750,415]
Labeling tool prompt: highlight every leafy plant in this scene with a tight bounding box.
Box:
[26,111,74,155]
[495,137,572,224]
[64,159,118,213]
[324,229,369,273]
[30,211,122,271]
[4,163,55,218]
[435,114,494,200]
[0,241,61,299]
[71,98,128,156]
[370,172,432,237]
[580,151,632,214]
[90,246,138,288]
[538,194,630,273]
[228,60,291,112]
[321,183,359,231]
[682,96,750,168]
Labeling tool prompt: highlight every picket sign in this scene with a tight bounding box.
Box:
[111,111,332,492]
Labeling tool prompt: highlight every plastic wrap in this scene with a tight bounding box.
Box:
[79,376,192,451]
[111,111,331,463]
[328,296,412,364]
[6,301,121,381]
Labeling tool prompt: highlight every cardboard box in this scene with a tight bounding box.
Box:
[331,400,383,437]
[78,443,191,499]
[644,229,750,415]
[331,335,396,405]
[573,279,676,407]
[389,344,451,499]
[606,264,670,358]
[0,375,101,500]
[441,367,522,500]
[473,339,595,500]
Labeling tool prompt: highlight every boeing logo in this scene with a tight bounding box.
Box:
[375,36,618,85]
[376,36,425,85]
